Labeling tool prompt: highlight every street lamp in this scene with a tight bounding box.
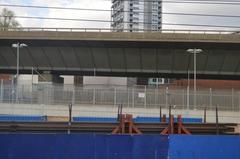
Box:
[187,48,203,109]
[12,43,28,102]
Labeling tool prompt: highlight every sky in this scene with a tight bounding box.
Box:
[0,0,240,30]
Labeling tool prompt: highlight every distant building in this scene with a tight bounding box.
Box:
[111,0,162,32]
[111,0,163,85]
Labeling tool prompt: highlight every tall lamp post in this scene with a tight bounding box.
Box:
[12,43,28,102]
[187,48,203,109]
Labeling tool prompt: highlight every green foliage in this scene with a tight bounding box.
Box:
[0,8,21,30]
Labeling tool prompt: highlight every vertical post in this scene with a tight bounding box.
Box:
[127,88,129,107]
[182,89,185,109]
[162,114,166,123]
[31,67,33,105]
[16,43,19,103]
[239,92,240,112]
[209,88,212,110]
[194,51,196,110]
[187,70,190,110]
[117,104,120,121]
[204,107,207,123]
[168,105,172,134]
[72,88,75,105]
[94,68,96,76]
[165,87,168,109]
[187,86,189,109]
[31,67,33,86]
[11,77,14,104]
[232,88,234,111]
[155,88,157,107]
[0,79,3,102]
[144,85,147,108]
[93,88,96,105]
[216,105,219,135]
[68,103,72,134]
[132,87,134,108]
[159,106,162,122]
[114,87,117,106]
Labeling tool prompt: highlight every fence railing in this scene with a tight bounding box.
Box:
[0,27,240,35]
[0,83,239,112]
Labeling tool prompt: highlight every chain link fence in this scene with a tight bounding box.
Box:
[0,82,240,112]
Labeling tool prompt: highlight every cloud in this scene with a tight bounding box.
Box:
[0,0,240,30]
[41,0,111,28]
[162,2,240,30]
[0,0,111,28]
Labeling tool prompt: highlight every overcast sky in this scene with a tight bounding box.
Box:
[0,0,240,30]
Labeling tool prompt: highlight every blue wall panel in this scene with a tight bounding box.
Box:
[73,116,202,123]
[0,134,239,159]
[0,134,168,159]
[169,135,240,159]
[0,115,46,122]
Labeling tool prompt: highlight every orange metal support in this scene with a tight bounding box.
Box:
[112,114,142,135]
[177,115,191,135]
[160,115,174,135]
[162,114,167,123]
[161,115,191,135]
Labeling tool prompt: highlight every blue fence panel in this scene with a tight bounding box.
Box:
[169,135,240,159]
[73,117,117,122]
[0,134,169,159]
[73,116,202,123]
[132,135,168,159]
[0,115,46,122]
[134,117,202,123]
[0,134,239,159]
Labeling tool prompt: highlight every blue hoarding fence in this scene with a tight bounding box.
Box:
[0,134,239,159]
[0,115,46,122]
[168,135,240,159]
[0,134,168,159]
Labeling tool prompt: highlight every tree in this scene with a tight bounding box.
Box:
[0,8,21,30]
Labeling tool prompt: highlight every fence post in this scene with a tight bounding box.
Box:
[127,88,129,107]
[210,88,212,110]
[132,87,134,108]
[232,88,234,111]
[0,79,3,102]
[239,91,240,112]
[114,87,117,106]
[155,87,157,108]
[187,86,189,110]
[144,86,147,108]
[93,88,96,105]
[165,87,169,109]
[72,87,75,105]
[11,78,14,104]
[182,89,185,109]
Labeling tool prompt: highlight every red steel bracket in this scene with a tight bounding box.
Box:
[112,114,142,135]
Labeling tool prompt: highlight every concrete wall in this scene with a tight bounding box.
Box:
[83,76,127,86]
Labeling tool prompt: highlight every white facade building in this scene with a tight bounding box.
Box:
[111,0,162,32]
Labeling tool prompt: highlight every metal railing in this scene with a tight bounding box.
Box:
[0,27,240,35]
[0,83,239,112]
